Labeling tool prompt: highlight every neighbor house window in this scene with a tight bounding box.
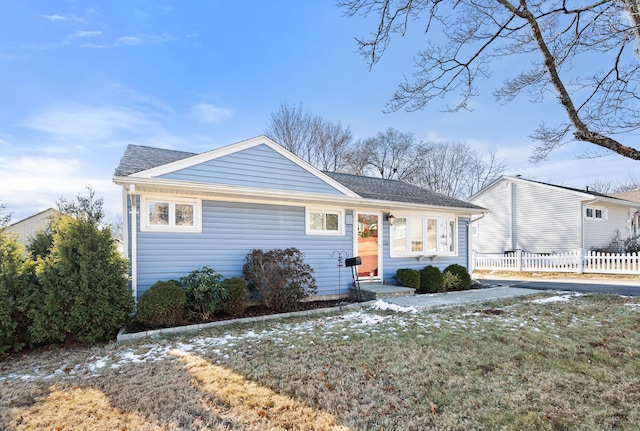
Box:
[390,214,457,256]
[306,208,344,235]
[585,206,606,221]
[142,196,201,232]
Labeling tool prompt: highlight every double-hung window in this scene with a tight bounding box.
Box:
[585,206,606,221]
[141,196,201,232]
[306,208,344,235]
[391,214,456,257]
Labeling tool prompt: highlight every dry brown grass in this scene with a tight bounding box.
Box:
[2,293,640,430]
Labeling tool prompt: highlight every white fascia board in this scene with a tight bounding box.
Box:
[113,176,485,216]
[127,135,359,198]
[581,196,640,208]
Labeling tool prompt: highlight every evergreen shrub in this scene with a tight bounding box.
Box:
[393,268,420,289]
[180,266,226,320]
[443,264,472,290]
[29,214,133,344]
[221,277,248,316]
[419,265,444,293]
[136,280,186,327]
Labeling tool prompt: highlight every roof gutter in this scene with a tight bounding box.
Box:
[112,176,488,216]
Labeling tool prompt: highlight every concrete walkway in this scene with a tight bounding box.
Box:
[384,286,541,309]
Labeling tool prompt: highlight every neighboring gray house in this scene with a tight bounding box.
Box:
[113,136,486,301]
[469,175,640,254]
[5,208,58,247]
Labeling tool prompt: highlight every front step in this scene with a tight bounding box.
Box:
[354,282,416,300]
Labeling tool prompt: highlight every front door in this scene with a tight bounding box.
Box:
[356,212,381,278]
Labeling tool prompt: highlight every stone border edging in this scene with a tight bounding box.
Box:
[116,300,376,342]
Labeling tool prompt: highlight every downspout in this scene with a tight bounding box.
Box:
[129,185,138,303]
[509,181,516,250]
[468,213,486,272]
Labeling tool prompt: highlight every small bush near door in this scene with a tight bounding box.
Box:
[419,265,444,293]
[443,264,472,291]
[393,268,420,289]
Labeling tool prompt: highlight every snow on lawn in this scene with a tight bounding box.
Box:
[372,299,416,313]
[530,292,583,304]
[0,293,615,383]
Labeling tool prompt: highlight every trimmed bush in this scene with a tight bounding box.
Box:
[419,265,444,293]
[222,277,248,316]
[243,248,316,313]
[29,214,133,344]
[442,272,460,292]
[136,280,186,327]
[180,266,226,320]
[443,264,472,291]
[394,268,420,289]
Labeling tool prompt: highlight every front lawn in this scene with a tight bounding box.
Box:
[1,293,639,430]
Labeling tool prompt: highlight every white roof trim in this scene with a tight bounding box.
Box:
[113,176,485,216]
[128,135,359,198]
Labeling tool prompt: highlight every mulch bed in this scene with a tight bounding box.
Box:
[124,298,362,334]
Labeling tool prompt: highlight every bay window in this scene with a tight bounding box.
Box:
[390,214,456,256]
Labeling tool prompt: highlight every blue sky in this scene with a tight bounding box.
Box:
[2,1,639,223]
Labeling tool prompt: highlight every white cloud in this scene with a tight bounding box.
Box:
[116,33,171,46]
[40,14,86,24]
[0,156,120,221]
[191,103,233,125]
[70,30,102,39]
[22,105,159,142]
[40,14,66,21]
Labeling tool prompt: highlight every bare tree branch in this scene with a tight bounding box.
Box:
[339,0,640,161]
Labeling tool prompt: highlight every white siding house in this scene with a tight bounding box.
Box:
[469,176,640,254]
[5,208,58,247]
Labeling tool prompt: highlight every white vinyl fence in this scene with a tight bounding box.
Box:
[473,249,640,275]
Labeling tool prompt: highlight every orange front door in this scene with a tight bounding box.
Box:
[356,213,380,278]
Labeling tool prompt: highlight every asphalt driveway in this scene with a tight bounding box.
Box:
[482,277,640,297]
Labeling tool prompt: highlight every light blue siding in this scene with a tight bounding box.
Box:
[381,217,470,283]
[134,200,354,299]
[158,144,345,195]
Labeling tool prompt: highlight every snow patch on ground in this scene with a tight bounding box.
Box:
[372,299,416,313]
[530,293,582,304]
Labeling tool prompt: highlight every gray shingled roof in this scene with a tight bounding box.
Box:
[115,144,484,210]
[324,171,483,210]
[114,144,196,177]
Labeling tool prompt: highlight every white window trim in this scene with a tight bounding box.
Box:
[305,208,345,236]
[141,195,202,233]
[585,205,607,221]
[390,213,457,257]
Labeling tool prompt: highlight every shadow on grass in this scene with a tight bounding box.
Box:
[6,350,350,431]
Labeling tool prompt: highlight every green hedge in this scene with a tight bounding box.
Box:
[443,264,472,291]
[222,277,248,316]
[136,280,186,327]
[419,265,444,293]
[394,268,420,289]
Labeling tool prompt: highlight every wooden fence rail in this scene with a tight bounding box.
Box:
[473,249,640,275]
